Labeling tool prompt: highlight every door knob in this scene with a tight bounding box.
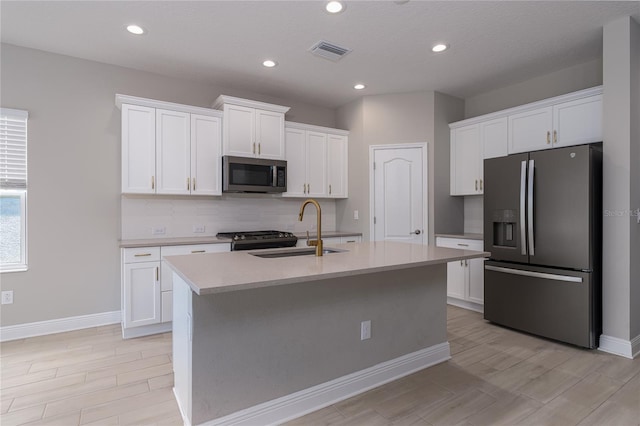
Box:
[411,229,421,235]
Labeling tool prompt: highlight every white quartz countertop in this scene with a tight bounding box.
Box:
[164,241,489,295]
[119,231,362,248]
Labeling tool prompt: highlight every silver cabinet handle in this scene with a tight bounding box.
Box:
[134,253,152,257]
[528,159,535,256]
[520,160,527,256]
[485,265,582,283]
[187,178,190,191]
[553,130,557,144]
[546,131,551,144]
[191,250,205,253]
[192,178,196,191]
[480,179,483,191]
[457,243,469,247]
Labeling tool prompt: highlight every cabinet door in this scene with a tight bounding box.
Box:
[553,95,602,147]
[327,134,348,198]
[467,257,484,304]
[123,262,161,328]
[191,114,222,195]
[224,105,255,157]
[156,109,190,195]
[306,131,327,197]
[284,128,307,197]
[122,104,156,194]
[451,125,481,195]
[481,117,508,160]
[161,291,172,323]
[446,260,467,300]
[255,109,285,159]
[508,106,553,154]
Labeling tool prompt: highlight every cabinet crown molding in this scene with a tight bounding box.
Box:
[212,95,291,114]
[285,121,349,136]
[449,85,603,129]
[115,94,222,117]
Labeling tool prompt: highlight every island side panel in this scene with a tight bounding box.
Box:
[172,273,192,423]
[190,264,447,424]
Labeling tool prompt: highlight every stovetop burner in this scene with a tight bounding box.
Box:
[216,230,298,251]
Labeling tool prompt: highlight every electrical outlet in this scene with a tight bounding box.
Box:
[152,226,166,235]
[193,224,205,233]
[360,320,371,340]
[353,210,359,220]
[2,291,14,305]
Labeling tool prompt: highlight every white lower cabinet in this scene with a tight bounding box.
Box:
[296,235,361,248]
[435,237,485,312]
[122,247,161,331]
[122,243,229,338]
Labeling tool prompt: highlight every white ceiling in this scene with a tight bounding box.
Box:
[1,1,639,108]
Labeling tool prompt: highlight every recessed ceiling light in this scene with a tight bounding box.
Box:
[326,1,345,14]
[262,60,278,68]
[126,24,145,35]
[432,44,448,53]
[354,83,366,90]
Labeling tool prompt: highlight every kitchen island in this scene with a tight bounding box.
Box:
[164,241,488,426]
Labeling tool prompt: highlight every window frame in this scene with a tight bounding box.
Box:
[0,108,28,273]
[0,189,27,272]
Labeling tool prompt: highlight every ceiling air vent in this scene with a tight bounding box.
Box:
[309,40,352,62]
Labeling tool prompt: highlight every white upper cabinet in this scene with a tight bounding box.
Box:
[481,117,508,160]
[450,124,482,196]
[284,127,307,197]
[327,134,348,198]
[121,104,156,194]
[283,122,349,199]
[449,86,603,196]
[191,114,222,196]
[508,89,602,154]
[156,109,191,195]
[553,95,603,148]
[117,95,222,196]
[213,95,289,160]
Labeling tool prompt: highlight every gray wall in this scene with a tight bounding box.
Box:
[464,59,603,118]
[335,91,464,243]
[190,265,447,423]
[602,16,640,343]
[0,44,336,327]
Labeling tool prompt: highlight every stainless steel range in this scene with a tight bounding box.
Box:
[216,230,298,251]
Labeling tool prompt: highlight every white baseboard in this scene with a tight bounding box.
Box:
[447,297,484,314]
[598,333,640,359]
[122,322,172,340]
[196,342,450,426]
[0,311,121,342]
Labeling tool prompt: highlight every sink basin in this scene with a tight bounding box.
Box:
[249,247,347,259]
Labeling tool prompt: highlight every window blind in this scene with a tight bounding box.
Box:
[0,108,28,190]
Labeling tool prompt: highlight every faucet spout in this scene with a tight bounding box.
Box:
[298,199,323,256]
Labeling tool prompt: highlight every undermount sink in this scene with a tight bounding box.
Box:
[249,247,348,259]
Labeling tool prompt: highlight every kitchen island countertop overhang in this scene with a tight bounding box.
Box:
[163,241,490,295]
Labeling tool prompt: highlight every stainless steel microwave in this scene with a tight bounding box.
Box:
[222,156,287,193]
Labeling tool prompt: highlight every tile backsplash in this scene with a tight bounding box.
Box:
[121,195,337,240]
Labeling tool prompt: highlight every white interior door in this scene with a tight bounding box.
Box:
[372,145,426,244]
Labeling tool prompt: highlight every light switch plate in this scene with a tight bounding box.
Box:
[152,226,166,235]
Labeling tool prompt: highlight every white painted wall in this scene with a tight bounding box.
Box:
[0,44,336,327]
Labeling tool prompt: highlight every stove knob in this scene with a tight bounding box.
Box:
[279,233,284,237]
[233,235,239,241]
[241,235,246,240]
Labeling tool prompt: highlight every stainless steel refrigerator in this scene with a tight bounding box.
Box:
[483,143,602,348]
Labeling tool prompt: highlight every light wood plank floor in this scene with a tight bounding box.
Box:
[1,306,638,425]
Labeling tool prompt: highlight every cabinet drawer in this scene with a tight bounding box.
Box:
[123,247,161,263]
[161,243,229,257]
[436,238,483,251]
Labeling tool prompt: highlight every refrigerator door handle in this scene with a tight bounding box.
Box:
[520,160,527,255]
[527,159,535,256]
[485,265,583,283]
